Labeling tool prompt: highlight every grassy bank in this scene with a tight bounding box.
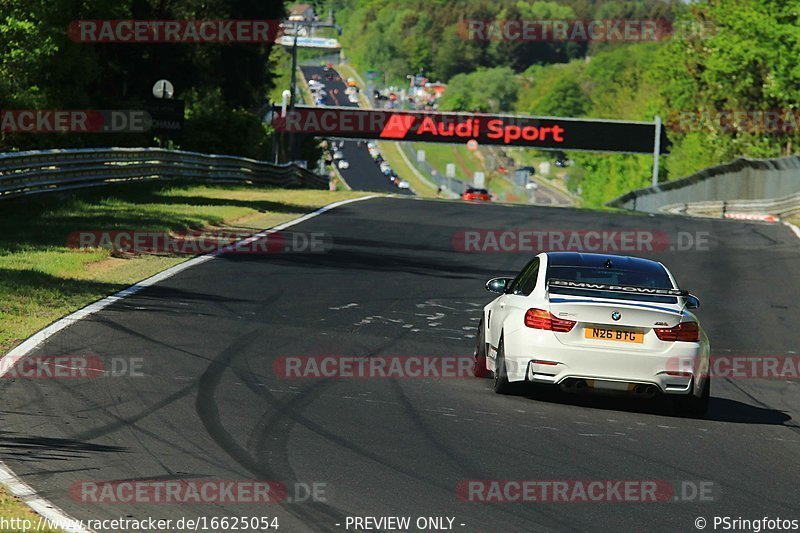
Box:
[0,183,370,526]
[0,183,368,354]
[410,142,483,183]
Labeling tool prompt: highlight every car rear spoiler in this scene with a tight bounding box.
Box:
[547,279,688,298]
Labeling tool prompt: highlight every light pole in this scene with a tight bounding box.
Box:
[651,115,662,187]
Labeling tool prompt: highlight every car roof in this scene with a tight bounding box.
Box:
[545,252,665,274]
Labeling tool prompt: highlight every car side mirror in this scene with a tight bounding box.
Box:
[486,277,512,294]
[686,294,701,310]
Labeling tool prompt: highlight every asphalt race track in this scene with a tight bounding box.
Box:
[301,65,412,196]
[2,197,799,531]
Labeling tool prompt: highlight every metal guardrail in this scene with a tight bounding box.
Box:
[661,191,800,219]
[0,147,328,200]
[607,155,800,213]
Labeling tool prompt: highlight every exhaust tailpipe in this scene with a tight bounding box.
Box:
[634,384,658,397]
[560,378,575,392]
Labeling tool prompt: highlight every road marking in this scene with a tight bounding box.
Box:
[0,194,378,529]
[330,303,359,310]
[783,220,800,241]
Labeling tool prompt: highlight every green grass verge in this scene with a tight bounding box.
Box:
[0,183,369,354]
[0,182,370,527]
[411,142,484,183]
[0,492,59,532]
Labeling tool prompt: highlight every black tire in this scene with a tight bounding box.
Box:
[473,317,491,378]
[677,377,710,418]
[493,339,513,394]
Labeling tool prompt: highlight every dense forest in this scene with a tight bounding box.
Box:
[331,0,800,206]
[2,0,798,205]
[0,0,284,158]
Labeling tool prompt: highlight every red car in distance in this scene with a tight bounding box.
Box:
[461,187,491,202]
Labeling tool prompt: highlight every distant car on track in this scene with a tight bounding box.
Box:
[333,151,344,160]
[473,252,710,416]
[337,160,350,169]
[461,188,491,202]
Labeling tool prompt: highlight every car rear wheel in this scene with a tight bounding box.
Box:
[676,376,710,418]
[493,340,513,394]
[473,317,490,378]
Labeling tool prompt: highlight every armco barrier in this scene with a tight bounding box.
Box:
[607,156,800,214]
[0,147,327,200]
[660,192,800,219]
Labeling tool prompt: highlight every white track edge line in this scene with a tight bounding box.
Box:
[0,193,378,532]
[782,220,800,241]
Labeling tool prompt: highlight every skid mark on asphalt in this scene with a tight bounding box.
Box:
[198,330,347,531]
[225,324,495,525]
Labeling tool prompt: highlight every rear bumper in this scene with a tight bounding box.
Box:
[499,330,709,396]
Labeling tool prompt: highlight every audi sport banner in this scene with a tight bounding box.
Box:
[273,105,669,154]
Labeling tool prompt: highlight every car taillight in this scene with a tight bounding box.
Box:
[525,308,576,332]
[654,322,700,342]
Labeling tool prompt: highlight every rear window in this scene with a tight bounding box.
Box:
[547,265,677,303]
[547,265,672,289]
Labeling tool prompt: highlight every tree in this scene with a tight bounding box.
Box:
[657,0,800,161]
[0,0,287,159]
[438,67,518,112]
[536,78,589,117]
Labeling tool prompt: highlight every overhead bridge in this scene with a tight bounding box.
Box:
[273,105,670,155]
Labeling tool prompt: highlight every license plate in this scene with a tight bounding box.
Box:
[584,326,644,344]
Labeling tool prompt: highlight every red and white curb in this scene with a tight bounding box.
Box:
[724,212,779,223]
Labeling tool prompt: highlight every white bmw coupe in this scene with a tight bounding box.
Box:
[473,252,711,416]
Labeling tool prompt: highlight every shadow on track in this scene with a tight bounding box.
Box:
[217,248,503,281]
[0,431,126,462]
[487,381,792,426]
